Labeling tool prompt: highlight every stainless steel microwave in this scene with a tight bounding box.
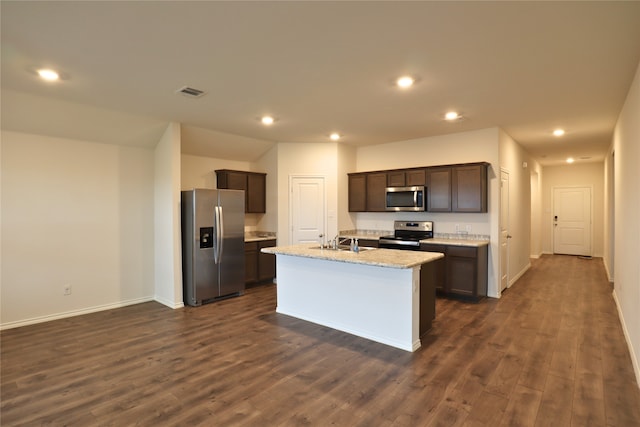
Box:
[385,186,426,211]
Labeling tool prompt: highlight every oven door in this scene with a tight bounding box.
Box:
[379,238,422,251]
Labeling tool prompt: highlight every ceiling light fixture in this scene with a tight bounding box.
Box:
[444,111,461,121]
[37,68,60,81]
[261,116,275,125]
[396,76,414,88]
[566,157,575,164]
[553,129,565,137]
[330,133,341,141]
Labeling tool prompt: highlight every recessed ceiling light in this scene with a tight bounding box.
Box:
[444,111,461,121]
[330,133,341,141]
[566,157,575,164]
[396,76,414,88]
[261,116,275,125]
[37,68,60,81]
[553,129,565,137]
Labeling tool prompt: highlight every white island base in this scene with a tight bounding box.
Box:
[275,253,429,352]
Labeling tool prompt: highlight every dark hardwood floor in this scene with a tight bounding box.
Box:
[2,255,640,426]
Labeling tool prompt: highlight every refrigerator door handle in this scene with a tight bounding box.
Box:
[213,205,220,264]
[217,205,224,263]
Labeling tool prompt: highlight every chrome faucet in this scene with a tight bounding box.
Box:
[338,237,352,246]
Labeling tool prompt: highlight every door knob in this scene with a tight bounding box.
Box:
[507,235,512,239]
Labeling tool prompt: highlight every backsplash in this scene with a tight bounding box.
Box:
[434,232,490,241]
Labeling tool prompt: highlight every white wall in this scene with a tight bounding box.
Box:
[255,146,279,235]
[338,143,357,232]
[153,123,183,309]
[604,150,615,282]
[499,129,540,284]
[540,162,605,257]
[180,153,276,232]
[180,154,252,191]
[1,131,155,328]
[276,142,340,245]
[610,60,640,384]
[530,170,543,258]
[354,128,501,297]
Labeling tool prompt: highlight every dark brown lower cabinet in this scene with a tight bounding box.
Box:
[420,243,488,301]
[336,237,380,248]
[245,239,276,286]
[357,238,379,248]
[419,260,437,337]
[244,242,259,284]
[258,240,276,282]
[419,244,446,293]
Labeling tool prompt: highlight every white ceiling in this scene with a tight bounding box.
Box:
[2,1,640,165]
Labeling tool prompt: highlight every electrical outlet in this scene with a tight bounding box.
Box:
[64,284,72,296]
[455,224,460,232]
[465,224,472,233]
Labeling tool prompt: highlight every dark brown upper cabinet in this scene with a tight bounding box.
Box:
[387,171,405,187]
[386,169,426,187]
[348,174,367,212]
[426,167,452,212]
[366,173,387,212]
[215,169,266,213]
[452,164,487,213]
[348,162,488,213]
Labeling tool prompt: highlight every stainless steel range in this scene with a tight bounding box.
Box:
[379,220,433,250]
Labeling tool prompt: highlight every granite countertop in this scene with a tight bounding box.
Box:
[244,231,277,242]
[261,243,444,269]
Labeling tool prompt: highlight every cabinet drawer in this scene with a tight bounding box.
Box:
[258,239,276,249]
[420,244,447,254]
[447,246,477,258]
[245,241,258,252]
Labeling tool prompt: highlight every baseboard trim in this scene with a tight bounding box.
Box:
[154,295,185,309]
[612,289,640,389]
[509,262,531,287]
[603,259,614,283]
[0,296,155,330]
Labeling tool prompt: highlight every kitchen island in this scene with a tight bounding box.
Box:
[261,244,444,351]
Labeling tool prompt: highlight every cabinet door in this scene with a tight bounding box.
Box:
[247,173,266,213]
[446,246,478,297]
[427,167,452,212]
[406,169,426,186]
[452,165,487,212]
[366,173,387,212]
[420,244,447,292]
[387,171,405,187]
[220,171,247,191]
[258,240,276,282]
[244,242,258,284]
[348,174,367,212]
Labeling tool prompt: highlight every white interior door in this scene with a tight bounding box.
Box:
[500,170,510,292]
[553,187,592,256]
[290,176,326,244]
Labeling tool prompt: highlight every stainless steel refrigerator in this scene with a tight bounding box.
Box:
[181,189,245,306]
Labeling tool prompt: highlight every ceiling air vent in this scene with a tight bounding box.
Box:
[175,86,206,98]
